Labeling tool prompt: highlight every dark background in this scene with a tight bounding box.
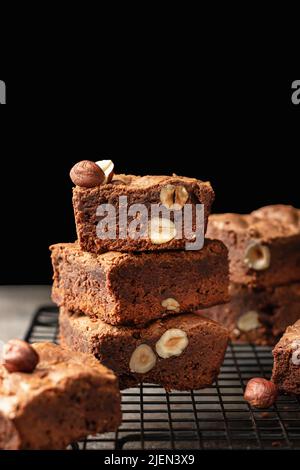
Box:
[0,76,299,284]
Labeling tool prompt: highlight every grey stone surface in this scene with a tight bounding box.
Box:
[0,286,53,342]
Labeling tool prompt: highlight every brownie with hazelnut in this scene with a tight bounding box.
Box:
[272,320,300,395]
[200,282,300,346]
[59,307,229,391]
[71,161,215,253]
[207,205,300,289]
[50,240,229,327]
[0,342,121,450]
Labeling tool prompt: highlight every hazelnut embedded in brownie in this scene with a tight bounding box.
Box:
[72,168,215,253]
[207,205,300,289]
[0,343,121,450]
[200,282,300,346]
[59,307,229,391]
[50,239,229,327]
[272,320,300,395]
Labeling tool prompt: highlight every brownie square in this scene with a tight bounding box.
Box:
[200,282,300,346]
[59,307,229,391]
[272,320,300,395]
[0,343,121,449]
[73,174,214,253]
[50,240,229,327]
[207,205,300,288]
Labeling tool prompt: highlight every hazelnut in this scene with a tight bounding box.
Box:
[160,185,189,210]
[244,378,278,408]
[149,217,177,244]
[70,160,105,187]
[129,344,156,374]
[161,298,180,313]
[155,328,189,359]
[237,311,261,332]
[291,340,300,350]
[2,339,39,373]
[292,347,300,366]
[232,328,241,339]
[244,241,271,271]
[95,159,114,183]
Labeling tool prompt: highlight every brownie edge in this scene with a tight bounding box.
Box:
[272,320,300,395]
[50,240,229,327]
[207,205,300,288]
[201,282,300,346]
[73,174,215,253]
[59,307,229,391]
[0,343,121,449]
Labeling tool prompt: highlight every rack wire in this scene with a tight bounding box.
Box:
[25,306,300,450]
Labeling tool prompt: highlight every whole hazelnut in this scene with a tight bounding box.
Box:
[244,378,278,409]
[2,339,39,373]
[70,160,105,187]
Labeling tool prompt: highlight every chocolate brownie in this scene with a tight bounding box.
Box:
[201,282,300,346]
[272,320,300,395]
[207,205,300,288]
[0,343,121,450]
[59,307,229,391]
[50,240,229,327]
[73,174,214,253]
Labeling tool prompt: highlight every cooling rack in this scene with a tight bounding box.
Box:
[25,306,300,450]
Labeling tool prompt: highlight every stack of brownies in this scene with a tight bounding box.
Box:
[50,159,230,391]
[203,205,300,346]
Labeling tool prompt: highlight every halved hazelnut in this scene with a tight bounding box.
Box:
[237,311,261,332]
[291,340,300,350]
[161,298,180,313]
[244,241,271,271]
[155,329,188,359]
[160,185,188,210]
[95,160,114,183]
[232,328,241,339]
[149,217,177,244]
[292,348,300,366]
[174,186,189,209]
[129,344,156,374]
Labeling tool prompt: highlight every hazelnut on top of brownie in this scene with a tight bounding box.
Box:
[70,160,215,253]
[207,205,300,288]
[0,342,121,450]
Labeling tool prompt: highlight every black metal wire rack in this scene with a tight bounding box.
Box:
[25,306,300,450]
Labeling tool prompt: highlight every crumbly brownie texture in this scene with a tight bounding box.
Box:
[0,343,121,450]
[73,174,214,253]
[200,283,300,346]
[50,240,229,327]
[272,320,300,395]
[207,205,300,288]
[59,307,229,391]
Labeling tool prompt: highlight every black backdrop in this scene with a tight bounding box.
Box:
[0,77,299,284]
